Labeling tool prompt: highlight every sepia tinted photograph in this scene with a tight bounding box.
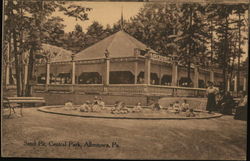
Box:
[1,0,248,160]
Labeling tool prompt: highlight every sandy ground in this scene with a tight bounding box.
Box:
[1,108,247,160]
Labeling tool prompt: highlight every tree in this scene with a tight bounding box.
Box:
[233,4,248,93]
[65,24,86,53]
[206,4,248,91]
[85,21,106,47]
[125,3,177,56]
[172,4,210,84]
[42,16,66,47]
[4,0,92,96]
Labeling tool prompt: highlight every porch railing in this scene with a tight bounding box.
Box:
[32,84,207,97]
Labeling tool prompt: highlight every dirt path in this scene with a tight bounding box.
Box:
[2,108,247,160]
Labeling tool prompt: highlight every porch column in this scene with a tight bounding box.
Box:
[134,61,138,84]
[210,69,214,83]
[171,61,178,86]
[144,54,151,85]
[71,55,76,85]
[159,65,162,85]
[24,63,28,85]
[104,58,110,85]
[46,61,50,85]
[134,48,140,84]
[234,75,237,92]
[243,76,247,91]
[194,65,199,88]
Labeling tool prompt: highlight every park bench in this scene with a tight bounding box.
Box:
[3,97,46,117]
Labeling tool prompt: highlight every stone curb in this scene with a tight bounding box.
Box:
[37,106,223,120]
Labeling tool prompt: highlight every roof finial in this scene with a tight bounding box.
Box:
[120,5,124,31]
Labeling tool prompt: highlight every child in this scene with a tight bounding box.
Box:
[132,102,142,113]
[120,102,129,114]
[153,102,161,111]
[167,103,178,114]
[80,101,91,112]
[93,96,99,104]
[111,101,128,114]
[181,99,190,112]
[64,100,73,110]
[111,101,120,114]
[186,108,196,117]
[173,101,181,113]
[98,97,105,110]
[168,104,174,110]
[92,99,100,112]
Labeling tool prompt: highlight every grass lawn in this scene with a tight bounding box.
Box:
[1,108,247,160]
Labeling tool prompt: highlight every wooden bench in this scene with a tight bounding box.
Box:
[3,97,46,117]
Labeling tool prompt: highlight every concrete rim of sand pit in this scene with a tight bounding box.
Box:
[37,106,223,120]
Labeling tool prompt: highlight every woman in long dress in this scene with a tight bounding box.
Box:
[206,81,218,113]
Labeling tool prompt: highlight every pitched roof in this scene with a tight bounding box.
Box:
[75,30,155,60]
[41,44,73,62]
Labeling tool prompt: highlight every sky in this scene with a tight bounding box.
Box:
[51,2,144,33]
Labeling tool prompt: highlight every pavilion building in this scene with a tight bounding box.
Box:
[3,30,248,104]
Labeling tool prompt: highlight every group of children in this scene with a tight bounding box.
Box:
[111,102,143,114]
[80,96,105,112]
[64,98,195,117]
[64,96,105,112]
[153,99,196,117]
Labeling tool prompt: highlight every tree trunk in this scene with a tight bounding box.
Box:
[237,13,241,95]
[13,31,22,96]
[25,48,35,96]
[223,17,229,92]
[210,20,214,64]
[20,0,26,96]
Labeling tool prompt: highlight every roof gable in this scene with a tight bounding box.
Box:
[75,31,153,60]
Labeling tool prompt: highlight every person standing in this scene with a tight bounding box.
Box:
[206,81,218,113]
[234,91,248,120]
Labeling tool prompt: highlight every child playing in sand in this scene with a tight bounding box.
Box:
[153,102,161,111]
[132,102,142,113]
[80,101,91,112]
[92,99,100,112]
[173,101,181,113]
[181,99,190,112]
[167,103,178,114]
[186,108,196,117]
[111,101,121,114]
[98,97,105,110]
[119,102,129,114]
[64,100,74,110]
[111,101,129,114]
